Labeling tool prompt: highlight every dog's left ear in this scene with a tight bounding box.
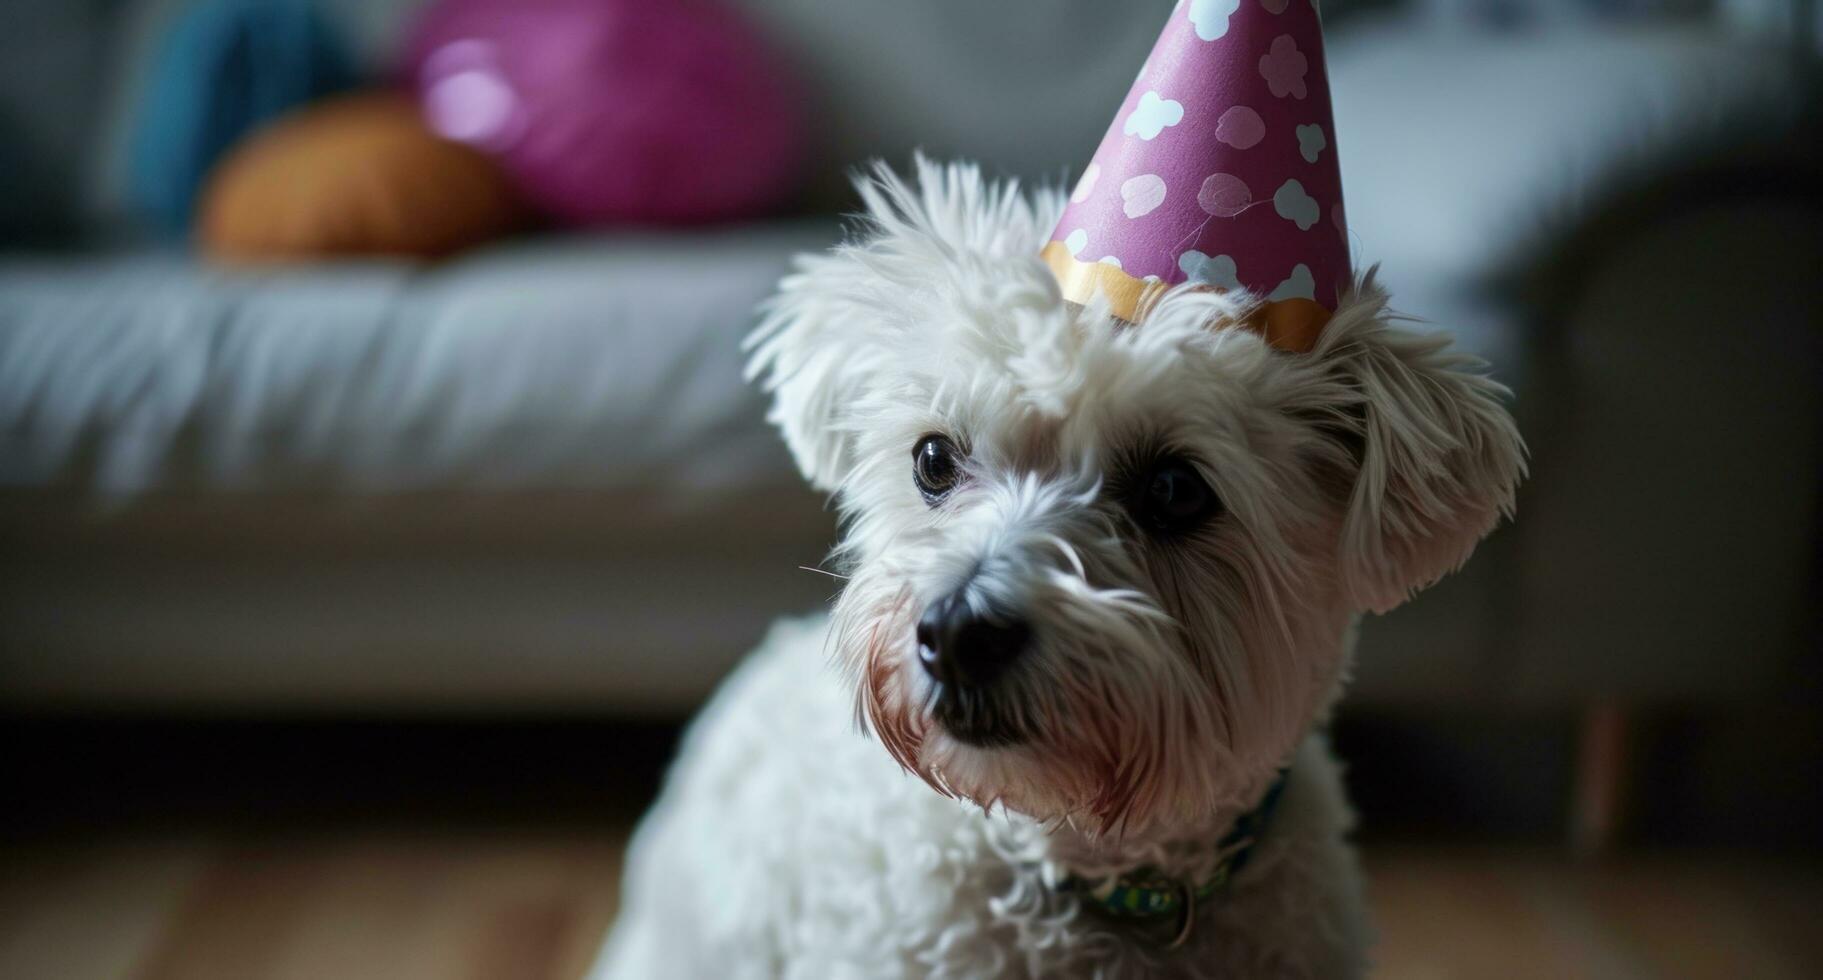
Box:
[744,249,891,494]
[1312,288,1527,614]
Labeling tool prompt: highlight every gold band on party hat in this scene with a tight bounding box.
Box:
[1042,242,1330,354]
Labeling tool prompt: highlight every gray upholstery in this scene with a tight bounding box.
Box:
[0,225,835,497]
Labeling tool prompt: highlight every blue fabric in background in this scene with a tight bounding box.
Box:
[127,0,355,235]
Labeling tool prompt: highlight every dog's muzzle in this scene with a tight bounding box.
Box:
[916,589,1031,747]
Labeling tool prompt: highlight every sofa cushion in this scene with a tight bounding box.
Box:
[126,0,357,234]
[0,222,839,498]
[198,93,525,260]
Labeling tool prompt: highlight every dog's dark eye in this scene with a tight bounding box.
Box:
[913,434,963,503]
[1136,456,1221,535]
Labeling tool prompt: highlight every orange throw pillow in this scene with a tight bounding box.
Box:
[198,93,526,260]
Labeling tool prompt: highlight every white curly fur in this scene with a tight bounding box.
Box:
[593,158,1525,978]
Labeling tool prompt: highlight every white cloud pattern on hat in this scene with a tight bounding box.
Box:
[1269,263,1316,301]
[1179,250,1243,290]
[1215,106,1265,149]
[1189,0,1241,41]
[1296,123,1326,163]
[1259,35,1309,99]
[1120,174,1168,218]
[1199,173,1252,217]
[1273,179,1319,230]
[1124,91,1185,141]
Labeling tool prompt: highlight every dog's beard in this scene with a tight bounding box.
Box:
[831,554,1306,839]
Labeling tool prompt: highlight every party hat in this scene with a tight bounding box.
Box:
[1042,0,1349,352]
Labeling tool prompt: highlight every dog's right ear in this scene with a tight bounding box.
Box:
[744,250,894,493]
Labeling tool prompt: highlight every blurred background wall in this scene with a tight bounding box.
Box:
[1,0,1819,859]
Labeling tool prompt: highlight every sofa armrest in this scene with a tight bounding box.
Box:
[1505,200,1822,703]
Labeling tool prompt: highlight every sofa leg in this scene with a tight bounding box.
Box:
[1569,702,1631,858]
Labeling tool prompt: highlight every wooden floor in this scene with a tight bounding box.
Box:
[2,832,1818,980]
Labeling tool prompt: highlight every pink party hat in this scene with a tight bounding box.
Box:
[1043,0,1348,351]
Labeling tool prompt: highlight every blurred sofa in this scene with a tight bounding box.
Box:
[1,0,1818,715]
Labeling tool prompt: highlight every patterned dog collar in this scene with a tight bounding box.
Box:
[1067,769,1289,945]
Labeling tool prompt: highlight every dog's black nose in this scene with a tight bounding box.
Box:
[916,591,1030,689]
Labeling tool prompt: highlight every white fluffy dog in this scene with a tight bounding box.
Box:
[594,158,1524,979]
